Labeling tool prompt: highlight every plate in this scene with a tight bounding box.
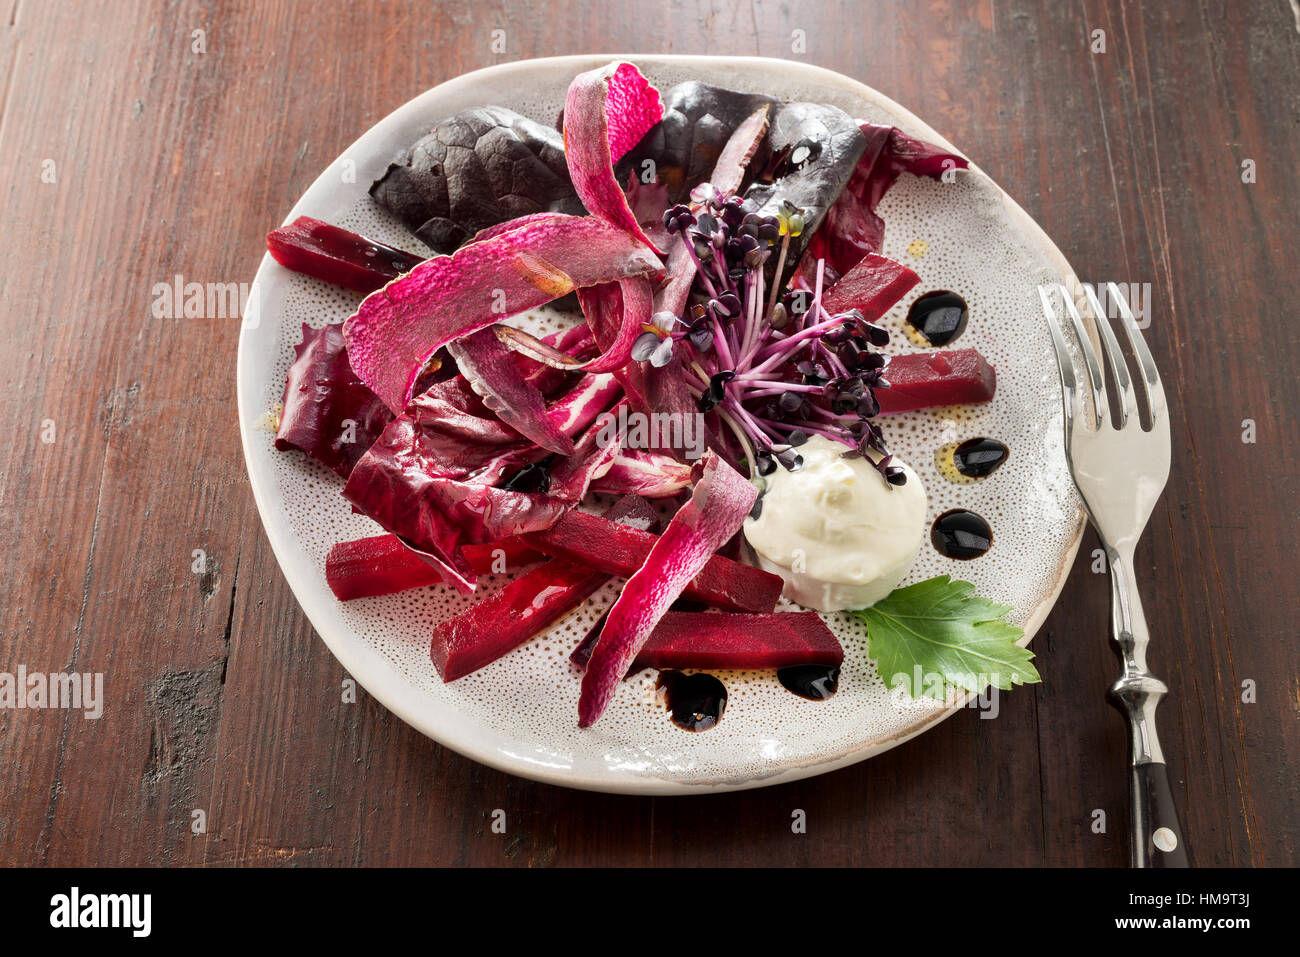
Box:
[237,54,1085,794]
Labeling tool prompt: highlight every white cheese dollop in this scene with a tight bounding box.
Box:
[743,434,927,611]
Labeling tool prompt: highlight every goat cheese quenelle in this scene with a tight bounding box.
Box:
[743,435,927,612]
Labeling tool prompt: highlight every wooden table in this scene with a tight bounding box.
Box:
[1,0,1294,867]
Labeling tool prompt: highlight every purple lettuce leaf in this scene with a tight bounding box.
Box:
[792,122,969,288]
[615,82,778,204]
[369,106,584,254]
[274,323,393,478]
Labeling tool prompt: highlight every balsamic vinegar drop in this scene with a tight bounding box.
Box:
[656,671,727,731]
[906,290,969,346]
[931,509,993,559]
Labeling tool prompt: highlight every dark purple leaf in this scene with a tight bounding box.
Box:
[274,323,393,478]
[370,107,584,254]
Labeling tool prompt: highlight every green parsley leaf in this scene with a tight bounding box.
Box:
[849,575,1040,700]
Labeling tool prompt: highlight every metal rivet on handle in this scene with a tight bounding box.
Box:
[1152,827,1178,852]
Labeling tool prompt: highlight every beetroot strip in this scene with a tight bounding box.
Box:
[876,348,996,414]
[428,497,662,681]
[431,559,608,681]
[578,452,757,726]
[820,253,919,320]
[325,534,543,601]
[266,216,424,294]
[448,327,576,456]
[523,509,782,614]
[570,611,844,671]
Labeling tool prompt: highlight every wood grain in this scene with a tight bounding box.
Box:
[0,0,1294,867]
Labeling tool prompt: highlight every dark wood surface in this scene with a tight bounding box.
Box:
[0,0,1294,867]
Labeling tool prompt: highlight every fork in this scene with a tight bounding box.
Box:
[1038,281,1190,868]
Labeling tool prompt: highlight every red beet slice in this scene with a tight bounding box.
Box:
[876,348,997,414]
[267,216,424,294]
[431,558,609,681]
[429,496,663,681]
[564,61,665,253]
[343,212,661,413]
[820,252,919,320]
[325,534,543,601]
[571,611,843,671]
[523,508,782,614]
[578,452,758,727]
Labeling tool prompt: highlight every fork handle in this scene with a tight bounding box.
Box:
[1106,549,1191,867]
[1126,760,1191,867]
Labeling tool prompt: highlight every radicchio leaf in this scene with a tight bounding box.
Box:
[563,61,665,253]
[792,122,969,288]
[342,212,661,413]
[448,327,577,456]
[577,451,758,726]
[344,458,570,595]
[369,106,583,254]
[589,449,694,498]
[340,369,623,593]
[274,323,392,478]
[546,415,619,502]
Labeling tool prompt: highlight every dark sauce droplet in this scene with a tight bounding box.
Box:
[778,664,840,701]
[953,437,1009,478]
[931,509,993,559]
[656,671,727,732]
[906,290,969,346]
[502,461,550,493]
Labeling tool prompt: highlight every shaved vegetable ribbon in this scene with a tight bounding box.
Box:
[493,275,655,374]
[577,451,758,727]
[343,212,661,413]
[563,61,665,253]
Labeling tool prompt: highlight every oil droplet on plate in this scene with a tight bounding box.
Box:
[906,239,929,258]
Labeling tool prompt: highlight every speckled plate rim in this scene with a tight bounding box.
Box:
[237,53,1086,795]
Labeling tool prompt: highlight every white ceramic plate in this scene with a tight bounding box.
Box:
[237,54,1084,794]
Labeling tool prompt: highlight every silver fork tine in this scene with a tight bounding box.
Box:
[1057,286,1107,429]
[1081,285,1138,428]
[1037,285,1080,438]
[1107,282,1168,428]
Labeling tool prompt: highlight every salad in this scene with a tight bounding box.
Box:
[263,61,1038,732]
